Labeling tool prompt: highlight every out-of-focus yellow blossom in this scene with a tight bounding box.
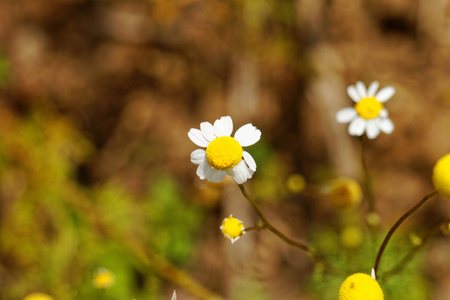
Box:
[93,267,115,289]
[339,273,384,300]
[366,212,381,226]
[409,233,422,247]
[341,226,363,248]
[432,153,450,200]
[286,173,306,194]
[23,293,54,300]
[327,177,362,208]
[220,215,245,243]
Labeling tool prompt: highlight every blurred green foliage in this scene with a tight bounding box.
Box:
[0,108,204,300]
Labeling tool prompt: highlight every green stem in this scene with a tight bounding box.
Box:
[238,184,348,275]
[383,217,450,279]
[238,184,314,256]
[360,136,375,213]
[373,190,438,277]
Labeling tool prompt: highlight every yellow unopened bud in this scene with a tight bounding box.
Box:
[366,212,381,227]
[341,226,363,248]
[409,233,422,247]
[327,178,362,209]
[93,267,115,289]
[286,174,306,194]
[220,215,245,243]
[440,222,450,236]
[433,153,450,200]
[23,293,54,300]
[339,273,384,300]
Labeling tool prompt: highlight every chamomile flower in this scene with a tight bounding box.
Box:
[339,272,384,300]
[188,116,261,184]
[336,81,395,139]
[220,215,245,243]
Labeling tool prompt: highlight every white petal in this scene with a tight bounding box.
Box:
[188,128,210,147]
[214,116,233,137]
[243,151,257,171]
[356,81,367,98]
[200,122,215,142]
[234,124,261,147]
[348,117,366,136]
[196,162,213,180]
[230,160,252,184]
[347,85,361,102]
[379,108,388,118]
[366,119,380,139]
[367,81,379,96]
[191,149,206,165]
[336,107,357,123]
[376,86,395,103]
[208,169,227,183]
[377,118,394,134]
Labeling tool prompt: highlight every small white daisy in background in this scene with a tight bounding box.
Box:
[220,215,246,243]
[188,116,261,184]
[171,290,177,300]
[336,81,395,139]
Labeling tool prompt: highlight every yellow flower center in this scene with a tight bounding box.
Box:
[221,216,245,240]
[339,273,384,300]
[206,136,243,170]
[432,153,450,200]
[354,97,383,119]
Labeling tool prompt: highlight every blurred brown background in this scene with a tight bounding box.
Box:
[1,0,450,299]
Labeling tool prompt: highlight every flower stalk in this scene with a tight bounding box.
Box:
[238,184,314,256]
[360,137,375,213]
[382,217,450,279]
[373,190,438,277]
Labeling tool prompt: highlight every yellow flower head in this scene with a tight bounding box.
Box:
[93,267,115,289]
[286,174,306,194]
[339,273,384,300]
[23,293,54,300]
[327,177,362,209]
[432,153,450,200]
[220,215,245,243]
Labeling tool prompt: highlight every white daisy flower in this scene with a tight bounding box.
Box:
[336,81,395,139]
[188,116,261,184]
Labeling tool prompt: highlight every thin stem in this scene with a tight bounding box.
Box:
[238,184,348,275]
[382,217,450,279]
[238,184,314,256]
[373,190,438,277]
[244,224,264,232]
[360,136,375,213]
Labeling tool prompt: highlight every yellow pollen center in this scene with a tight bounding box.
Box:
[354,97,383,119]
[206,136,243,170]
[221,217,244,239]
